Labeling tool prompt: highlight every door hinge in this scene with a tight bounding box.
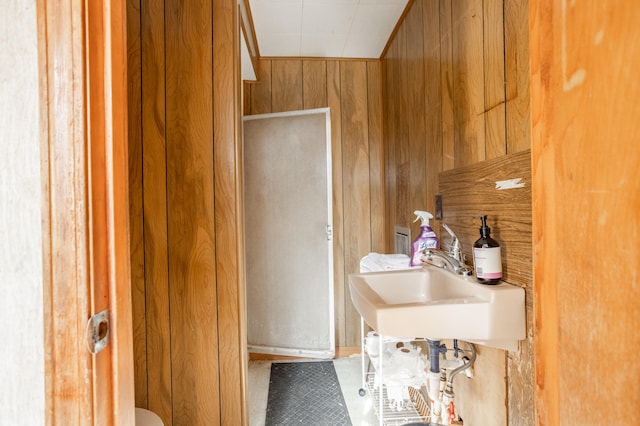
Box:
[326,224,333,241]
[86,309,110,354]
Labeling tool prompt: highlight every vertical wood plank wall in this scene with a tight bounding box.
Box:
[381,0,532,425]
[243,58,385,348]
[165,0,219,423]
[127,0,246,424]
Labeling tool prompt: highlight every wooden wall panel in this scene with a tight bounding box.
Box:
[439,150,532,291]
[141,0,173,422]
[438,152,533,426]
[424,0,442,217]
[249,60,272,114]
[395,24,410,232]
[383,41,399,242]
[367,61,385,253]
[340,61,371,345]
[126,0,147,409]
[326,60,346,346]
[504,7,533,417]
[455,346,508,426]
[406,0,427,221]
[382,1,533,425]
[243,58,383,348]
[483,0,507,159]
[451,0,485,167]
[531,2,640,424]
[439,0,455,172]
[505,0,530,154]
[439,151,532,426]
[272,60,303,112]
[242,83,251,116]
[303,60,328,109]
[130,0,247,424]
[508,309,535,426]
[165,0,219,423]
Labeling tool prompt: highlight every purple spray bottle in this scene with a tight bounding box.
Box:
[409,211,439,267]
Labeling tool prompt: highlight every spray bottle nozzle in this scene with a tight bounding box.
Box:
[414,210,434,227]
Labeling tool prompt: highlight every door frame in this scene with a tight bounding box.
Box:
[38,0,134,423]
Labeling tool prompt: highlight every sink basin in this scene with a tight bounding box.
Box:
[348,266,525,351]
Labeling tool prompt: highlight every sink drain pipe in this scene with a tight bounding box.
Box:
[426,339,477,425]
[426,339,447,373]
[426,339,447,422]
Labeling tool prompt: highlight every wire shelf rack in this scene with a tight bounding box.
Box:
[364,372,429,426]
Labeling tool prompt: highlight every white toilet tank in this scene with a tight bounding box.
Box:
[135,408,164,426]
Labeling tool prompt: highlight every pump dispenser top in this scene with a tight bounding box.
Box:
[477,215,491,238]
[472,215,502,284]
[409,211,439,266]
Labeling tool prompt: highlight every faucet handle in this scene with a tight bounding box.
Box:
[442,222,457,240]
[442,223,462,262]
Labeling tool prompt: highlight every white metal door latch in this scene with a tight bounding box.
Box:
[86,309,110,354]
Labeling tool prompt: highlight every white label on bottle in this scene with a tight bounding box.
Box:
[473,246,502,279]
[418,238,438,250]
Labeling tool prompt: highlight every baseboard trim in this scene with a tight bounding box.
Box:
[249,346,361,361]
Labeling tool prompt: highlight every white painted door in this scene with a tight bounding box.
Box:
[243,108,334,358]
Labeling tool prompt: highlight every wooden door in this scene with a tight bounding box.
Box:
[530,1,640,424]
[39,0,134,423]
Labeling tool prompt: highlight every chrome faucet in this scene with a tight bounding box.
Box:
[442,223,463,264]
[421,249,472,276]
[421,223,472,276]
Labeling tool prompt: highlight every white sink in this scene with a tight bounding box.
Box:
[348,266,525,351]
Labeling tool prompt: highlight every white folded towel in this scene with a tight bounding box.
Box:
[359,252,416,272]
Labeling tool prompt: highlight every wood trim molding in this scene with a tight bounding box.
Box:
[239,0,260,80]
[38,0,134,423]
[214,0,249,423]
[249,346,361,361]
[39,1,93,422]
[529,1,559,424]
[260,56,382,63]
[100,0,136,421]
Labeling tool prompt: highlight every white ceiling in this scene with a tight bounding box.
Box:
[248,0,410,59]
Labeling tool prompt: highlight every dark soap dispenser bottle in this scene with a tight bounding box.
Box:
[472,215,502,285]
